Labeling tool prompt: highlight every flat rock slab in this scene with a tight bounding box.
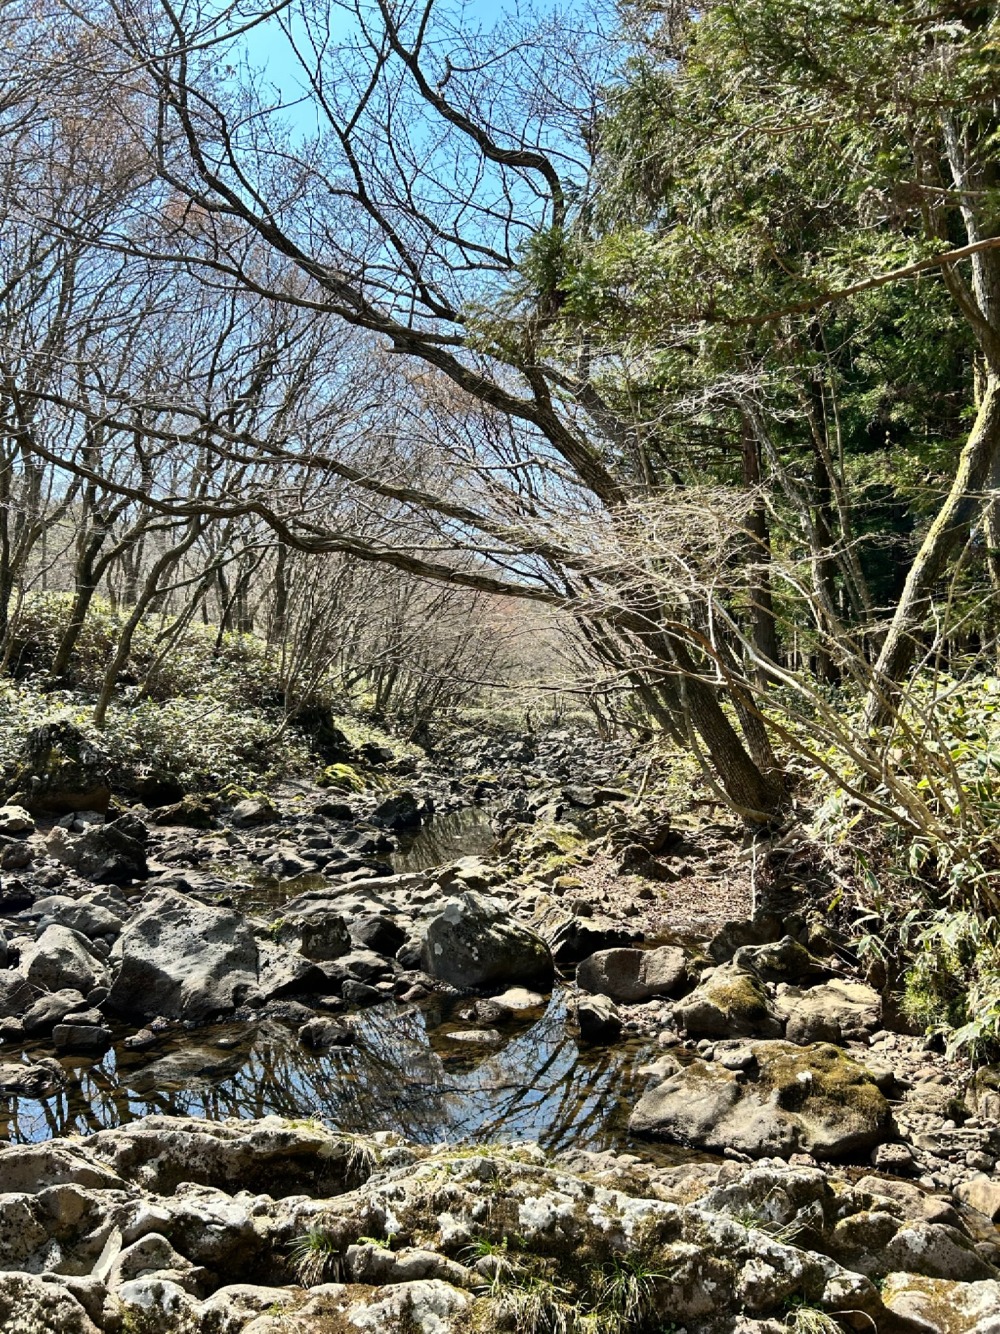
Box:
[775,979,882,1045]
[630,1040,889,1160]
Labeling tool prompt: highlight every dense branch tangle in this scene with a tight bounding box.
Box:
[20,0,1000,824]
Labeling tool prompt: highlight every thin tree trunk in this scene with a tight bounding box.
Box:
[670,638,784,819]
[269,543,289,646]
[811,449,840,685]
[52,551,102,679]
[740,425,780,682]
[93,520,205,727]
[865,374,1000,728]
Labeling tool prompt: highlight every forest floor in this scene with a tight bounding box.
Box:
[0,720,997,1332]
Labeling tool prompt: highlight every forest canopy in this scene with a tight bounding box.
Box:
[2,0,1000,840]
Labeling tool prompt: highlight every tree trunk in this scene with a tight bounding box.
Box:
[740,425,780,682]
[51,558,101,679]
[94,520,205,727]
[811,449,840,685]
[865,374,1000,728]
[670,639,784,819]
[269,543,289,646]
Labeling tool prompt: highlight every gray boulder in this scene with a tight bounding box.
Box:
[576,945,688,1003]
[0,804,34,836]
[351,913,407,958]
[882,1221,998,1283]
[956,1175,1000,1223]
[32,893,125,939]
[0,1059,64,1096]
[422,892,554,991]
[575,993,622,1044]
[532,895,638,965]
[630,1041,889,1160]
[0,969,37,1017]
[275,912,350,962]
[550,914,637,965]
[372,791,422,830]
[707,914,784,963]
[0,1273,99,1334]
[105,889,259,1021]
[87,1114,369,1196]
[52,1021,113,1055]
[255,940,329,999]
[47,818,147,884]
[298,1017,354,1049]
[673,962,782,1038]
[0,840,32,870]
[882,1273,1000,1331]
[775,979,882,1046]
[732,935,828,983]
[23,988,89,1035]
[21,925,109,995]
[12,719,112,815]
[230,797,278,828]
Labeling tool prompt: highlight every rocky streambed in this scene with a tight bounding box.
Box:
[1,724,1000,1330]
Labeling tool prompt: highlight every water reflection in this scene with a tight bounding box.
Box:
[0,992,653,1151]
[391,806,497,873]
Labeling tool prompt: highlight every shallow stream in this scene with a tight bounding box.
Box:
[1,990,658,1152]
[1,806,665,1156]
[390,804,498,872]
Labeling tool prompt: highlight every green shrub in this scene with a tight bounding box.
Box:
[6,592,281,710]
[0,680,312,796]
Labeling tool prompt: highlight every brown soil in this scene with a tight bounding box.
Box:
[571,818,753,946]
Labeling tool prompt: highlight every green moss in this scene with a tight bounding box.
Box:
[317,762,367,793]
[526,822,587,856]
[879,1274,983,1334]
[553,875,584,892]
[755,1042,887,1119]
[703,971,768,1020]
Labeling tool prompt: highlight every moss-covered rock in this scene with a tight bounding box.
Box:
[11,718,111,814]
[317,763,367,794]
[880,1272,1000,1332]
[630,1041,890,1160]
[674,962,782,1038]
[150,794,218,828]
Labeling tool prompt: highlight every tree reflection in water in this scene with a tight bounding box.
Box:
[390,805,498,874]
[0,991,653,1148]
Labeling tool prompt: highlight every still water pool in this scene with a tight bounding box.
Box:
[390,804,498,873]
[1,990,659,1152]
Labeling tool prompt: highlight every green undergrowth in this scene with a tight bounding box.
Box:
[801,671,1000,1062]
[0,679,312,796]
[0,593,431,798]
[6,592,280,707]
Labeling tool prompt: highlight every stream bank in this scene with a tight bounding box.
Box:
[0,721,998,1331]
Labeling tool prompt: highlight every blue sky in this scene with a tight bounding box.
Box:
[241,0,545,106]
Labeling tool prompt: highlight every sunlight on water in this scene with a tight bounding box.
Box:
[0,991,657,1152]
